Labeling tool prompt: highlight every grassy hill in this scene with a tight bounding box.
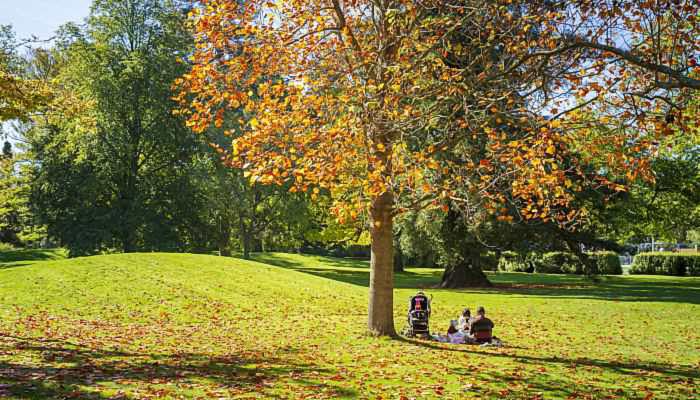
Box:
[0,252,698,399]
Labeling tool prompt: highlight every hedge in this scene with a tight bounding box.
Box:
[497,251,622,275]
[535,252,582,274]
[588,251,623,275]
[630,252,700,276]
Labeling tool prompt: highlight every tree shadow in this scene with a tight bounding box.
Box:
[0,249,66,270]
[398,336,698,397]
[250,253,700,304]
[0,334,353,399]
[249,253,438,289]
[251,253,370,270]
[454,275,700,305]
[0,262,35,270]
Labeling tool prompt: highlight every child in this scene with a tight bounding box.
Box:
[458,308,472,333]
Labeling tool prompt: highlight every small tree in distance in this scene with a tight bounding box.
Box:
[177,0,700,336]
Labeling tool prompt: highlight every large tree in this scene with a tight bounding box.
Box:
[27,0,200,255]
[178,0,700,335]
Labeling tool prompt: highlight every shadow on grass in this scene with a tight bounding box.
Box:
[0,249,66,270]
[0,334,354,399]
[250,253,437,289]
[251,253,370,270]
[250,253,700,304]
[470,276,700,305]
[398,336,698,396]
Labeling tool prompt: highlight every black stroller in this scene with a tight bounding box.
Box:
[405,291,431,338]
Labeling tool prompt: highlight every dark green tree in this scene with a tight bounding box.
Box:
[27,0,200,255]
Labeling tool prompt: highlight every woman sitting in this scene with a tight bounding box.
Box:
[447,320,466,344]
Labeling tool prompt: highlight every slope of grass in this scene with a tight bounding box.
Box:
[0,251,698,399]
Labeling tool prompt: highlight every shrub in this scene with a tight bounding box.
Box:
[687,255,700,276]
[480,251,498,271]
[630,252,700,276]
[535,252,583,274]
[498,251,533,272]
[588,251,622,275]
[0,242,16,252]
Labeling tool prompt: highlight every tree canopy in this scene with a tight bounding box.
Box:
[177,0,700,335]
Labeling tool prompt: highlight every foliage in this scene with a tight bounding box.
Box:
[630,252,700,276]
[534,252,581,274]
[0,144,45,246]
[497,251,534,273]
[596,145,700,244]
[499,251,622,275]
[0,252,698,399]
[480,252,499,272]
[177,0,700,227]
[588,251,623,275]
[0,25,51,122]
[190,151,316,258]
[26,0,202,255]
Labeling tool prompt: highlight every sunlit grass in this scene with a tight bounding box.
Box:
[0,251,697,399]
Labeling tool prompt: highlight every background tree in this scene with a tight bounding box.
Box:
[0,138,44,246]
[27,0,201,255]
[192,152,314,258]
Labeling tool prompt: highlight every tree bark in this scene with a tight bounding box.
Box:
[368,191,396,336]
[393,245,405,272]
[121,231,136,253]
[439,261,492,288]
[242,233,251,259]
[252,238,263,253]
[218,216,231,256]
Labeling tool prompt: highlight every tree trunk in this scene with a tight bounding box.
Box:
[242,233,251,259]
[218,216,231,256]
[121,231,136,253]
[252,238,263,253]
[393,239,404,272]
[439,262,492,288]
[239,215,251,259]
[368,191,396,337]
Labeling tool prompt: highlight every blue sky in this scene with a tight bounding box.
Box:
[1,0,93,41]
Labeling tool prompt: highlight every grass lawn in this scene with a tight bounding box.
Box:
[0,251,698,399]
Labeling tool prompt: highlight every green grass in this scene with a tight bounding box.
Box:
[0,250,698,399]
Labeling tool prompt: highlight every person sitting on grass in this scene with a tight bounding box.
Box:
[447,320,466,344]
[469,306,494,344]
[458,308,473,334]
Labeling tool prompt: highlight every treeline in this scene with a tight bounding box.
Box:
[1,1,323,257]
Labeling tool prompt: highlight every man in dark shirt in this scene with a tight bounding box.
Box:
[469,306,494,343]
